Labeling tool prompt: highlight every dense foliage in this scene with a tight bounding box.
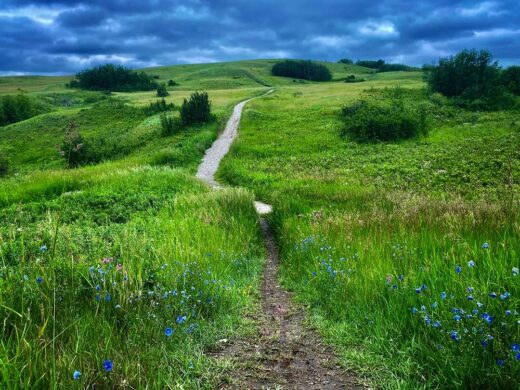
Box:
[338,58,353,64]
[143,98,175,116]
[341,94,429,142]
[501,66,520,96]
[271,60,332,81]
[156,83,169,97]
[68,64,158,92]
[425,49,514,110]
[0,153,8,177]
[344,75,365,83]
[355,59,414,72]
[0,93,39,126]
[180,92,212,126]
[160,113,176,136]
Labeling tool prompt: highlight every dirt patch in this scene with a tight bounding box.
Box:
[212,219,366,389]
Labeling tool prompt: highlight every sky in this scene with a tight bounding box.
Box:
[0,0,519,75]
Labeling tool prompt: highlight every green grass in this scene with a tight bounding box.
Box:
[218,81,520,388]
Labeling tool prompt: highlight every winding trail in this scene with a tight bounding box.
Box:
[197,90,364,389]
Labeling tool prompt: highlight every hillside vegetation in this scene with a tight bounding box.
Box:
[0,57,518,388]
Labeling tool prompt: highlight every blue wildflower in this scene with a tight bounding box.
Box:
[392,284,397,289]
[311,271,317,277]
[95,284,100,291]
[433,321,441,328]
[505,310,512,315]
[489,292,497,299]
[472,309,478,315]
[421,284,427,291]
[482,242,489,249]
[40,245,47,253]
[500,291,510,300]
[105,293,111,302]
[415,287,421,294]
[398,274,404,282]
[496,359,504,366]
[424,316,431,326]
[454,315,461,322]
[421,305,426,311]
[512,343,519,352]
[468,295,474,301]
[411,307,418,314]
[73,370,81,380]
[441,292,447,300]
[455,265,462,274]
[513,267,519,276]
[36,277,43,284]
[95,294,100,301]
[165,327,173,337]
[103,359,113,372]
[176,315,187,324]
[467,286,474,293]
[432,302,438,309]
[468,260,475,268]
[516,353,520,361]
[450,330,460,341]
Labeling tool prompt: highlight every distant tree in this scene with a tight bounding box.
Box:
[271,60,332,81]
[501,66,520,95]
[338,58,353,64]
[180,92,212,126]
[167,80,177,86]
[68,64,157,92]
[425,49,514,109]
[0,93,35,126]
[60,121,87,167]
[356,59,385,69]
[156,83,169,97]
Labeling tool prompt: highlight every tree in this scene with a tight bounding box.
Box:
[68,64,157,92]
[338,58,353,64]
[501,66,520,95]
[156,83,169,97]
[180,92,212,126]
[60,121,87,167]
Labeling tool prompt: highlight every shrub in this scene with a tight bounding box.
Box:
[180,92,212,126]
[501,66,520,95]
[167,80,178,86]
[338,58,353,64]
[160,113,176,136]
[143,98,175,116]
[356,59,385,69]
[59,121,87,167]
[425,49,513,110]
[345,75,365,83]
[271,60,332,81]
[68,64,157,92]
[340,97,429,142]
[356,59,414,72]
[0,93,36,126]
[0,153,8,177]
[156,83,169,97]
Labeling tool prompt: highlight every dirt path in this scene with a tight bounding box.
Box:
[198,91,365,389]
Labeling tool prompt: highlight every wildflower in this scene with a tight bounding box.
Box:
[505,310,512,315]
[489,292,497,299]
[421,305,426,311]
[386,275,392,284]
[455,265,462,274]
[102,257,112,264]
[468,260,475,268]
[415,287,421,294]
[95,294,100,301]
[311,271,317,277]
[398,274,404,282]
[433,321,441,328]
[500,291,510,300]
[512,343,519,352]
[450,330,460,341]
[105,293,111,302]
[103,359,113,372]
[392,284,397,289]
[454,315,461,322]
[23,274,29,281]
[467,286,474,293]
[432,302,438,309]
[40,245,47,253]
[468,295,474,301]
[472,309,478,315]
[115,304,121,310]
[482,242,489,249]
[476,301,483,308]
[95,284,100,291]
[411,307,418,314]
[176,315,187,324]
[496,359,504,366]
[421,284,427,291]
[165,327,173,337]
[441,292,447,300]
[116,264,123,272]
[513,267,519,276]
[73,370,81,380]
[424,316,431,325]
[516,353,520,361]
[36,277,43,284]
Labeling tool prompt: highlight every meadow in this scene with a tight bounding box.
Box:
[1,59,519,388]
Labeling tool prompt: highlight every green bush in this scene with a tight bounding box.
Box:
[345,75,365,83]
[425,49,514,110]
[156,83,169,97]
[501,66,520,95]
[160,113,176,136]
[143,98,175,116]
[0,93,37,126]
[167,79,178,86]
[355,59,414,72]
[59,121,87,167]
[340,97,429,142]
[180,92,212,126]
[0,153,8,177]
[68,64,157,92]
[271,60,332,81]
[338,58,353,64]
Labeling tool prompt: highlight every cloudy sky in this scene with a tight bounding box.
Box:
[1,0,519,75]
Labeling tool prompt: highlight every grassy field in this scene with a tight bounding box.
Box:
[218,79,520,387]
[1,59,519,388]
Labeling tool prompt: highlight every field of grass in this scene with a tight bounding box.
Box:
[1,58,518,388]
[218,80,520,387]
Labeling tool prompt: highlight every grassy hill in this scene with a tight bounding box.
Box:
[1,58,517,388]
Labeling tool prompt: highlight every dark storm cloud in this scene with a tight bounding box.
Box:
[0,0,519,74]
